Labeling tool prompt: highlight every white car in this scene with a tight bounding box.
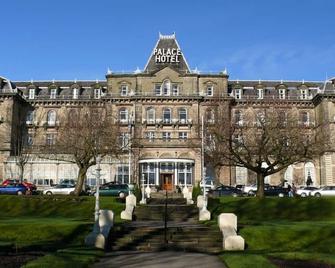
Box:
[43,184,76,195]
[242,184,257,195]
[296,186,319,197]
[199,179,215,191]
[310,186,335,197]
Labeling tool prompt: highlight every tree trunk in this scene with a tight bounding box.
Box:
[19,163,24,183]
[74,167,88,196]
[256,173,265,198]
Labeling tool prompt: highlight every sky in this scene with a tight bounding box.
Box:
[1,0,335,81]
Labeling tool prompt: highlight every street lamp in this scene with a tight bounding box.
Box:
[93,155,102,232]
[85,155,105,248]
[140,173,146,204]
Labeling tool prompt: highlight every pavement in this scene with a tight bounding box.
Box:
[92,251,226,268]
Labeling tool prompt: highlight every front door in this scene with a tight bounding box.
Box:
[162,174,173,191]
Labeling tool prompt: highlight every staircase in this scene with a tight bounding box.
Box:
[107,193,222,254]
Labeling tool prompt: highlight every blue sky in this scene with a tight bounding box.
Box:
[1,0,335,81]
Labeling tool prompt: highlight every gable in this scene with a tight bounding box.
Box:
[144,33,190,75]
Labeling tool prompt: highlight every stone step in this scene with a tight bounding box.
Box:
[147,197,187,205]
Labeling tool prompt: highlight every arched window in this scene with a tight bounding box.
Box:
[163,108,171,123]
[146,107,155,123]
[119,108,128,123]
[206,85,214,96]
[206,109,215,123]
[47,110,57,126]
[163,80,171,96]
[178,108,187,123]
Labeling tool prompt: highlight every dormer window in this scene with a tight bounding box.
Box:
[50,88,57,99]
[94,88,101,99]
[28,88,35,99]
[206,85,213,96]
[234,88,242,99]
[163,80,171,96]
[120,85,128,96]
[73,88,79,99]
[279,88,286,99]
[257,88,264,99]
[300,89,308,100]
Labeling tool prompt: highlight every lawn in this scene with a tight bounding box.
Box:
[208,197,335,268]
[0,195,125,267]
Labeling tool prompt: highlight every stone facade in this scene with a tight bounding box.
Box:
[1,34,335,189]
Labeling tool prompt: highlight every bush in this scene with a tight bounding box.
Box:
[192,183,202,201]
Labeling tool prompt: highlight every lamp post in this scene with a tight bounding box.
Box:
[93,155,102,231]
[140,173,146,204]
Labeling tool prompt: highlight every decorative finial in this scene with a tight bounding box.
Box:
[280,79,283,84]
[236,79,239,84]
[134,67,141,74]
[52,79,55,84]
[30,79,34,84]
[221,67,228,75]
[107,68,112,75]
[258,79,261,84]
[302,79,305,84]
[74,78,77,83]
[192,67,200,74]
[96,79,99,84]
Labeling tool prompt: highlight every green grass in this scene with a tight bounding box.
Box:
[208,197,335,267]
[0,195,125,266]
[22,247,104,268]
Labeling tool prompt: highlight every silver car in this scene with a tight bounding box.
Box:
[310,186,335,197]
[43,184,76,195]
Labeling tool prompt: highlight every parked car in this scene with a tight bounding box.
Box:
[208,185,243,197]
[2,179,37,193]
[92,183,129,198]
[199,178,215,191]
[0,184,28,195]
[296,186,319,197]
[250,185,290,197]
[242,184,257,195]
[43,184,76,195]
[310,186,335,197]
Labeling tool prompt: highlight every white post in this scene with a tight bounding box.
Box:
[201,116,206,204]
[140,173,146,204]
[94,156,101,227]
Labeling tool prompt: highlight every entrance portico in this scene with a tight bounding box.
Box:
[139,158,194,191]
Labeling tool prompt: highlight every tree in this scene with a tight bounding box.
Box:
[39,106,122,196]
[205,105,327,198]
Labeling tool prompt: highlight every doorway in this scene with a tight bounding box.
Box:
[161,174,173,191]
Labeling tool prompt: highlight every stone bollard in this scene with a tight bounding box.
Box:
[126,193,137,207]
[218,213,245,251]
[199,206,211,221]
[99,209,114,238]
[197,195,206,209]
[182,186,189,198]
[145,185,151,199]
[218,213,237,231]
[121,204,134,220]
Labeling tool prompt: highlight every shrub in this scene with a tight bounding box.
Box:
[192,182,202,201]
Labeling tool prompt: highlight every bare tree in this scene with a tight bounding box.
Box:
[39,106,122,195]
[205,105,327,198]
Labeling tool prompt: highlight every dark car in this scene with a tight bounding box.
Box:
[208,185,243,197]
[0,184,28,195]
[93,183,129,198]
[250,185,290,197]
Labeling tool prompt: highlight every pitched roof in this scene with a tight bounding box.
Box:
[143,33,190,75]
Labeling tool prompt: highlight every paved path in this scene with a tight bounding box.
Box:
[92,251,226,268]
